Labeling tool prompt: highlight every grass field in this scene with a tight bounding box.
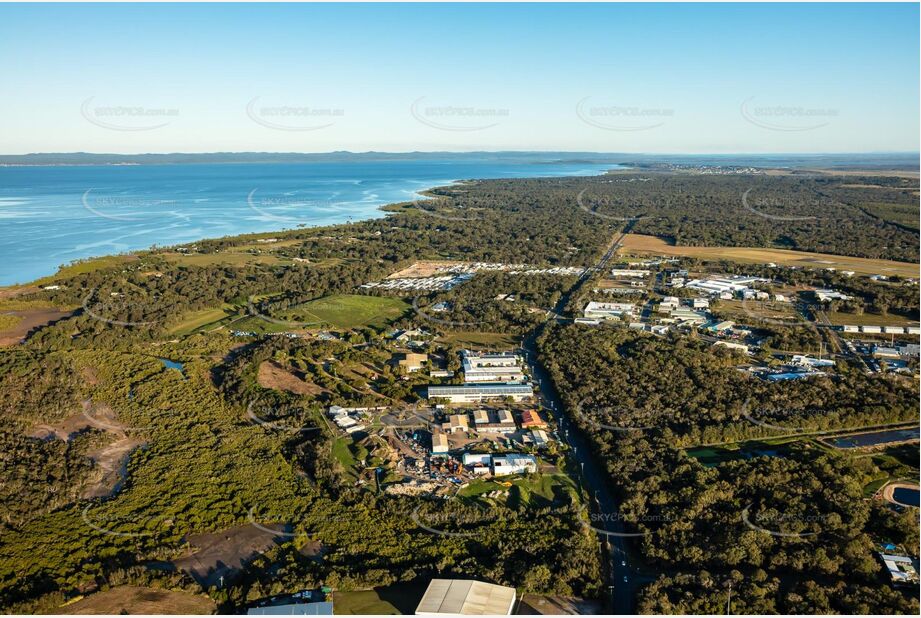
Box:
[332,582,429,615]
[166,305,238,335]
[712,299,801,323]
[685,437,815,467]
[331,437,359,481]
[437,331,520,349]
[35,255,139,285]
[825,310,919,327]
[620,234,918,277]
[52,585,215,615]
[0,314,23,331]
[281,295,409,330]
[457,472,577,508]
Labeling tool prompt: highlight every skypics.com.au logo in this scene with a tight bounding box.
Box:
[81,97,178,132]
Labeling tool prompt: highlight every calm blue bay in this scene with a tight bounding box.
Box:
[0,158,618,286]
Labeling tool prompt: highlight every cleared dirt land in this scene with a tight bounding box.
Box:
[172,524,289,589]
[620,234,918,277]
[52,585,215,615]
[257,360,325,396]
[0,308,72,346]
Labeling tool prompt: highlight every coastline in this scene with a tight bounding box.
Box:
[0,162,618,287]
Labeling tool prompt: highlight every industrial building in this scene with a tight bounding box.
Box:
[415,579,516,615]
[397,352,428,373]
[462,452,492,466]
[583,301,635,320]
[519,409,547,428]
[669,308,708,324]
[441,413,470,433]
[610,268,650,278]
[814,288,851,302]
[461,350,526,383]
[431,432,450,455]
[427,384,534,403]
[247,601,333,615]
[471,408,517,433]
[492,454,538,476]
[878,553,919,587]
[872,346,901,359]
[685,275,768,297]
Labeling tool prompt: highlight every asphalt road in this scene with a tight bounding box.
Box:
[519,222,643,613]
[521,335,640,614]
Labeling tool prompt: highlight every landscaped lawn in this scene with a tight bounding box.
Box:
[332,581,429,615]
[331,437,359,481]
[282,294,410,329]
[437,330,520,349]
[457,472,578,508]
[825,310,919,327]
[167,305,237,335]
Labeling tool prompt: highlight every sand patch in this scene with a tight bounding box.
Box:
[257,360,324,396]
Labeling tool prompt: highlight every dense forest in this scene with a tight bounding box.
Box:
[0,169,917,613]
[537,324,919,614]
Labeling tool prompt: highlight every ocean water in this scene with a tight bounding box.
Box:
[0,158,618,286]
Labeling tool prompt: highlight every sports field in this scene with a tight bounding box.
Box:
[620,234,918,277]
[283,294,409,329]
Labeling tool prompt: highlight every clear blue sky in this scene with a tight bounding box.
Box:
[1,2,917,154]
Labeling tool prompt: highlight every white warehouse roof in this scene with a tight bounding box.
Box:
[415,579,516,615]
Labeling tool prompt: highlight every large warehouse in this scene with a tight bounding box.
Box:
[426,384,534,403]
[415,579,516,615]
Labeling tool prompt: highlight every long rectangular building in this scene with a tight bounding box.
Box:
[427,384,534,403]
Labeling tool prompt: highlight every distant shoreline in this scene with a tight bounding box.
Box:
[0,159,618,286]
[0,151,917,170]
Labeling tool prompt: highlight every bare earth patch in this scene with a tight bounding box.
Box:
[518,595,603,615]
[52,585,216,615]
[620,234,918,277]
[0,308,72,346]
[172,523,289,588]
[387,260,466,279]
[28,400,146,500]
[257,360,324,395]
[82,436,144,499]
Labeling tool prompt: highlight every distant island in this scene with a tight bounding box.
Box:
[1,150,918,170]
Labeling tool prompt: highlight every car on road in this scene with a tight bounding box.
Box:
[621,560,626,567]
[623,576,628,583]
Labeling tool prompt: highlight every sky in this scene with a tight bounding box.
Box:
[0,2,918,154]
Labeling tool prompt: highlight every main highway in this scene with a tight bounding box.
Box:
[521,221,643,613]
